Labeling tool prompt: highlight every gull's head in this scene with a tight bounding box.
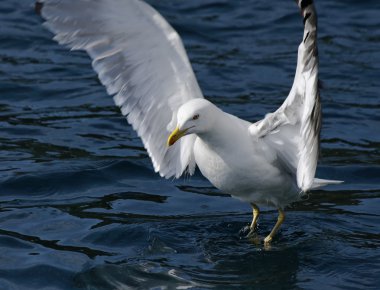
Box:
[167,99,217,146]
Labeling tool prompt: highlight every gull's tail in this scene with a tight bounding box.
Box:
[311,178,343,189]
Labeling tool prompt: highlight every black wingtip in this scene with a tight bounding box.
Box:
[35,1,43,15]
[303,12,312,24]
[300,0,313,9]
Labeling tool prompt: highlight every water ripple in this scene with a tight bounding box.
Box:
[0,0,379,289]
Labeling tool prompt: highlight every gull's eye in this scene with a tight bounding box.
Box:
[192,114,200,120]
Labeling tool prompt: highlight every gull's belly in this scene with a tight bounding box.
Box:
[194,137,296,206]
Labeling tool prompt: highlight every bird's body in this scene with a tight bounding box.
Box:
[190,101,296,207]
[37,0,342,243]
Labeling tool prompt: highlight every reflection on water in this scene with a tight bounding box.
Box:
[0,0,379,289]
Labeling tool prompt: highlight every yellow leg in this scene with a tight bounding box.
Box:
[250,203,260,231]
[264,208,285,244]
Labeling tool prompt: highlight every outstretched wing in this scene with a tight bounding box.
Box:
[38,0,204,178]
[249,0,320,192]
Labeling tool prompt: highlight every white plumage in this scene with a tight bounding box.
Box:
[38,0,342,243]
[40,0,203,179]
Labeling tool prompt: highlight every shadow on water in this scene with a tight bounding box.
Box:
[70,184,380,289]
[73,219,303,289]
[0,164,379,289]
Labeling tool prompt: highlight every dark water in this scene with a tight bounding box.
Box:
[1,0,379,289]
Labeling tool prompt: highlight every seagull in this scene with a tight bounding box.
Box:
[37,0,342,243]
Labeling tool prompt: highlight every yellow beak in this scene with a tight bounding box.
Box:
[167,127,188,146]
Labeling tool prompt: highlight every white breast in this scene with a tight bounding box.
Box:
[192,115,297,206]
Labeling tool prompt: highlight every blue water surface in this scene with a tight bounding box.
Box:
[0,0,379,289]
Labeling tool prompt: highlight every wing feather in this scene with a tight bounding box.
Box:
[38,0,203,178]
